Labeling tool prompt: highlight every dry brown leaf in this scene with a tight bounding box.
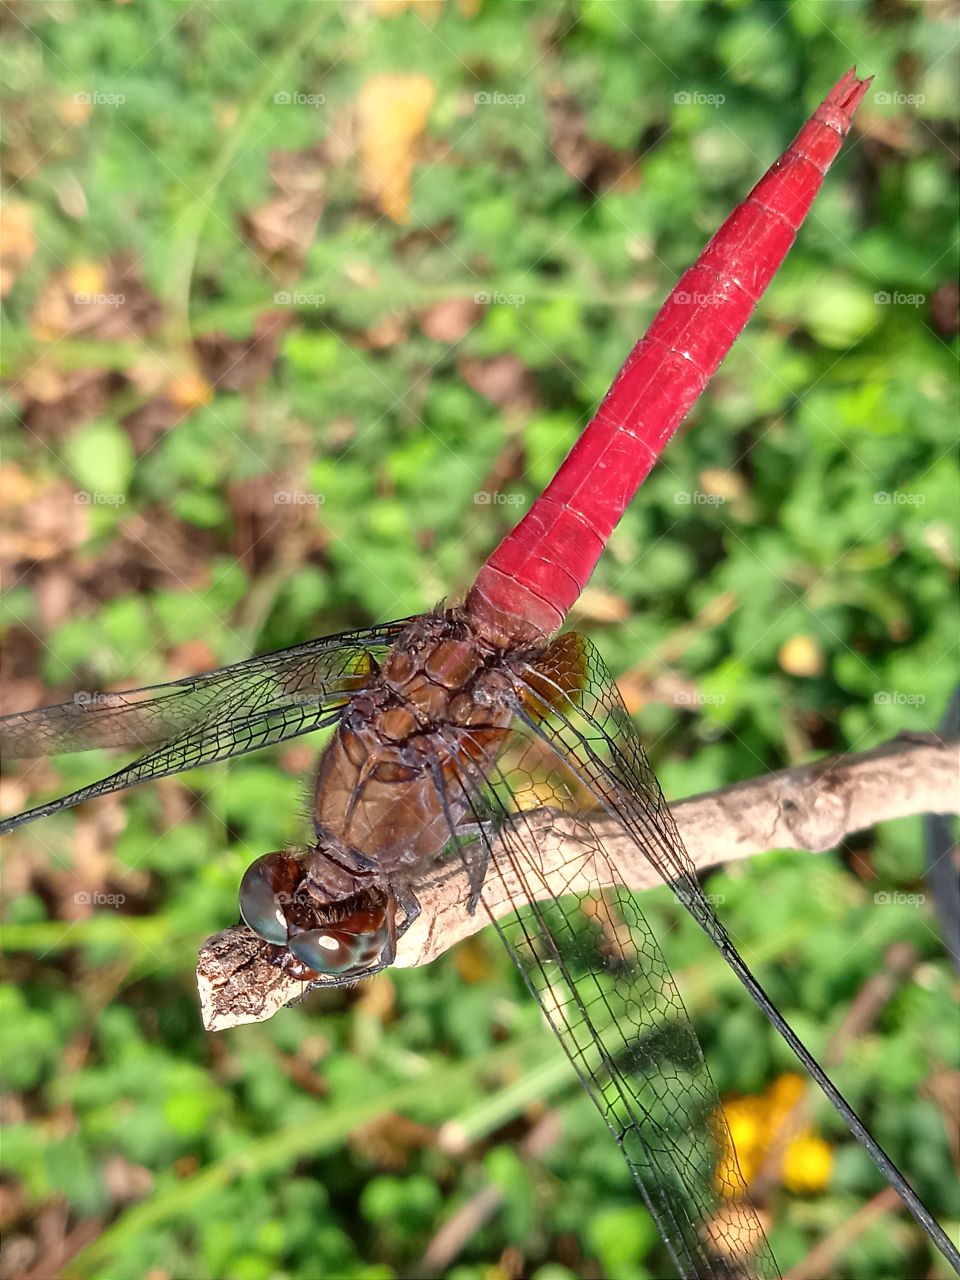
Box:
[699,467,747,502]
[705,1204,772,1268]
[419,296,481,342]
[582,894,635,963]
[0,201,37,297]
[34,566,81,629]
[0,464,37,509]
[921,1070,960,1164]
[103,1155,154,1205]
[166,641,218,681]
[227,472,327,573]
[857,111,917,154]
[78,508,215,597]
[17,366,120,438]
[58,95,92,127]
[168,370,214,409]
[194,311,290,391]
[280,744,317,776]
[19,341,82,406]
[240,145,326,276]
[0,1180,27,1228]
[0,469,89,563]
[570,586,630,625]
[0,774,48,826]
[351,1112,433,1172]
[121,397,182,455]
[619,670,701,716]
[30,253,162,342]
[697,591,739,629]
[458,353,539,414]
[546,88,639,194]
[930,281,959,338]
[361,313,407,350]
[453,936,495,984]
[357,74,435,223]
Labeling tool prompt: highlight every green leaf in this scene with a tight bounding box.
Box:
[64,420,135,498]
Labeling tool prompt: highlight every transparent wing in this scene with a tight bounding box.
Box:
[0,620,409,834]
[506,634,947,1273]
[513,632,732,943]
[429,643,777,1279]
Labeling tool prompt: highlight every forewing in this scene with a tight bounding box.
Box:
[0,621,407,834]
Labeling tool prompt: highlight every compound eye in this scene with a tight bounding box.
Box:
[287,929,359,974]
[239,851,303,945]
[287,914,390,976]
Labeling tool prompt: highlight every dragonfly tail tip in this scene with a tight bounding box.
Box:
[825,66,873,124]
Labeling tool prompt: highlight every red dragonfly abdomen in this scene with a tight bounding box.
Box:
[467,68,871,645]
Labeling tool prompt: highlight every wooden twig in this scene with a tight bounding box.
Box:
[197,733,959,1031]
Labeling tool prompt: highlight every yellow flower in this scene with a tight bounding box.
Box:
[715,1145,757,1191]
[769,1072,806,1110]
[778,634,825,677]
[712,1074,833,1197]
[713,1101,764,1190]
[726,1104,764,1158]
[67,262,106,297]
[782,1135,833,1194]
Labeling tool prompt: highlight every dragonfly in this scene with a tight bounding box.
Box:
[2,69,956,1280]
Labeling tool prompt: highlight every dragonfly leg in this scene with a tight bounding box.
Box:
[393,882,422,940]
[443,819,494,914]
[454,820,491,842]
[429,759,492,917]
[434,823,491,915]
[456,831,491,916]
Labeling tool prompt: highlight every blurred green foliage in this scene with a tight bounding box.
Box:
[1,2,957,1278]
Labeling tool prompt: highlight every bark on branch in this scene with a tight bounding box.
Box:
[197,733,959,1031]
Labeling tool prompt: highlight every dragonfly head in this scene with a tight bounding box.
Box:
[238,849,391,977]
